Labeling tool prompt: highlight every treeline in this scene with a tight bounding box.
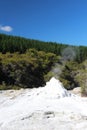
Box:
[0,34,87,62]
[0,34,68,54]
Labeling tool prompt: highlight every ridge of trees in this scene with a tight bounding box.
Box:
[0,34,87,62]
[0,34,68,54]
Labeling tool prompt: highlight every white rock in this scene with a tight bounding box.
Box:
[0,77,87,130]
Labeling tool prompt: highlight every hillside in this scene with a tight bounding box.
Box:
[0,34,87,95]
[0,34,68,55]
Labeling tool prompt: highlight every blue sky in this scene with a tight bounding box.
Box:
[0,0,87,46]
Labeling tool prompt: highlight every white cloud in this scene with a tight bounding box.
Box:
[0,25,13,32]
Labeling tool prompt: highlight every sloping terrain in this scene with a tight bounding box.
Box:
[0,78,87,130]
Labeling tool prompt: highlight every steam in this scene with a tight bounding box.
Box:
[61,46,76,62]
[51,63,63,78]
[50,47,77,78]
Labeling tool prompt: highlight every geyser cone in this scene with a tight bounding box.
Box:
[39,77,72,99]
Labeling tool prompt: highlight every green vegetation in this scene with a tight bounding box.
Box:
[0,48,58,90]
[59,60,87,96]
[0,34,87,96]
[0,34,68,55]
[75,60,87,96]
[59,61,80,90]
